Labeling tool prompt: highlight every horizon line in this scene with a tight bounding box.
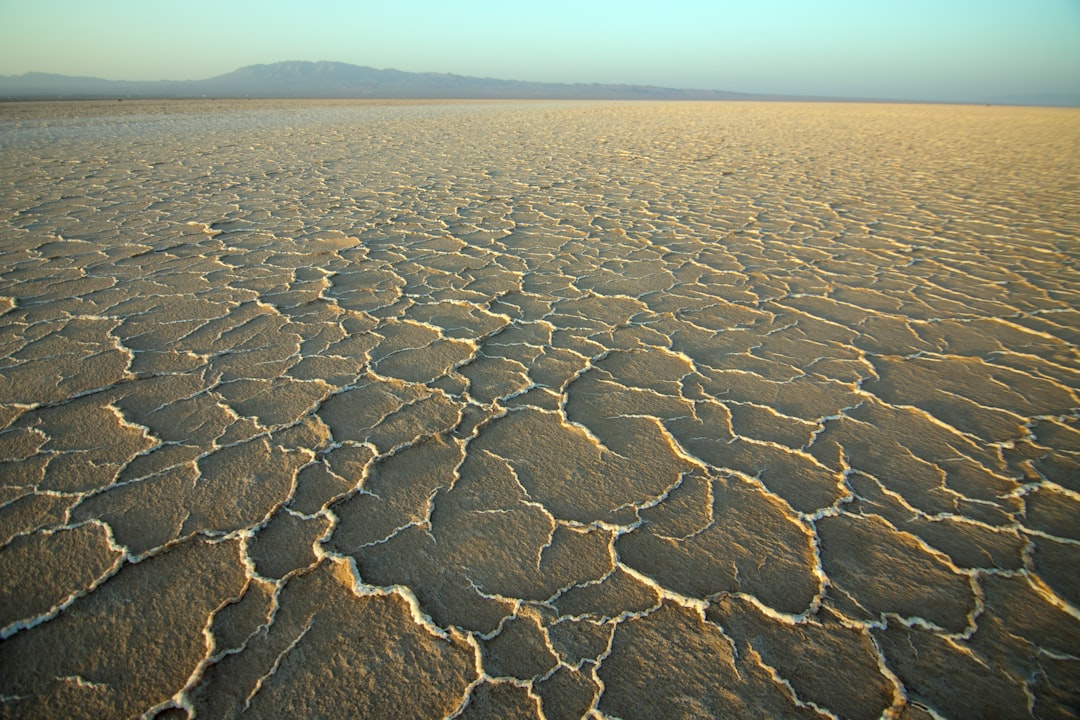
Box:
[2,60,1078,108]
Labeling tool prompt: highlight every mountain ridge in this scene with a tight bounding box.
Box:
[0,60,764,101]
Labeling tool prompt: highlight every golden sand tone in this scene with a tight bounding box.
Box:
[0,99,1078,718]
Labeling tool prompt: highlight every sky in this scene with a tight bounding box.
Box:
[0,0,1078,103]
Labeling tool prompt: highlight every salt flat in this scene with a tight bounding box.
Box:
[0,99,1077,719]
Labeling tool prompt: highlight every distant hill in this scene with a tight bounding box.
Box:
[0,61,762,101]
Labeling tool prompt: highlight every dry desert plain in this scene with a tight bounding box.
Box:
[0,99,1078,718]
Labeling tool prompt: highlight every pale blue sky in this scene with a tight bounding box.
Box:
[1,0,1077,102]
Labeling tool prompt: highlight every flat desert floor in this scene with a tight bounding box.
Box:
[0,99,1078,719]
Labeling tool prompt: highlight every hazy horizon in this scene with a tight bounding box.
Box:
[1,0,1078,104]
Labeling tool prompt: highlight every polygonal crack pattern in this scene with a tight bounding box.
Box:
[0,99,1077,719]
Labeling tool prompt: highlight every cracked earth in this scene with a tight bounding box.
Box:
[0,99,1078,718]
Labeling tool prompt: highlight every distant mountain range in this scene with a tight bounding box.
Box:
[0,60,766,101]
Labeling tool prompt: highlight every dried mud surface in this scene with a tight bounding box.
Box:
[1,99,1078,719]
